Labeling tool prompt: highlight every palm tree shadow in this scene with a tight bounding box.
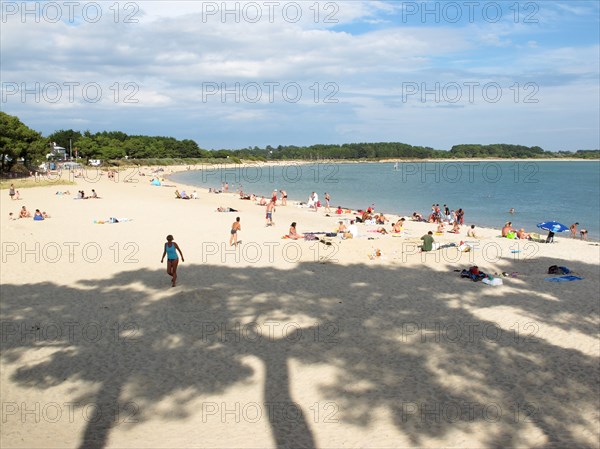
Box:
[1,256,598,448]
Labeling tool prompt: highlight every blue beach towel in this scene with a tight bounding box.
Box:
[544,276,584,282]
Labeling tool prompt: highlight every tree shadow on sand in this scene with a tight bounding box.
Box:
[1,256,599,448]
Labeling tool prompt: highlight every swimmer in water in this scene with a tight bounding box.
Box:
[509,208,515,214]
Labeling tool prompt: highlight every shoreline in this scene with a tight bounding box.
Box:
[164,163,598,242]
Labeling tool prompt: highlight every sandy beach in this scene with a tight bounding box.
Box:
[1,165,599,449]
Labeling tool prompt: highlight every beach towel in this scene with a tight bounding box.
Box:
[529,232,545,243]
[94,218,132,224]
[482,277,503,286]
[544,276,584,282]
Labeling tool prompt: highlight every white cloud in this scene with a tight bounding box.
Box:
[1,1,597,151]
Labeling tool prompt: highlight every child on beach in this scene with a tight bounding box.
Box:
[266,200,276,226]
[161,235,184,287]
[230,217,241,246]
[467,225,478,238]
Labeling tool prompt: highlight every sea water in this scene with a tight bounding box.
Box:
[171,160,600,240]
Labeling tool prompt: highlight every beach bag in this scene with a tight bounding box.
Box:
[326,232,337,237]
[548,265,570,275]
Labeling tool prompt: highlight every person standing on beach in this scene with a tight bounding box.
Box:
[266,199,276,226]
[161,235,184,287]
[324,192,331,213]
[570,222,579,238]
[230,217,241,246]
[456,208,465,225]
[280,189,287,206]
[9,184,16,200]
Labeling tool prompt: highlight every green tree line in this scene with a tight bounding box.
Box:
[1,112,598,173]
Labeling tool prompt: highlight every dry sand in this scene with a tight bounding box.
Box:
[1,165,599,449]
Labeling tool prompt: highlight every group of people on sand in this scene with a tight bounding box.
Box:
[8,184,21,200]
[502,220,588,242]
[9,206,50,221]
[175,189,198,200]
[501,221,531,240]
[427,204,465,226]
[372,217,406,235]
[569,222,588,240]
[77,189,100,199]
[296,191,330,213]
[334,220,358,239]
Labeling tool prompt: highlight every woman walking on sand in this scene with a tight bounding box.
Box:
[230,217,241,246]
[161,235,184,287]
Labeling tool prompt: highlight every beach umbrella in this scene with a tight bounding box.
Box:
[537,221,569,233]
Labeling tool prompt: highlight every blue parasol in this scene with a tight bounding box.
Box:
[537,221,569,233]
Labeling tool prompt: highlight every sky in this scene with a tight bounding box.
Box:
[1,0,599,151]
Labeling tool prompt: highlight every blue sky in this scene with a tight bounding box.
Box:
[1,1,598,151]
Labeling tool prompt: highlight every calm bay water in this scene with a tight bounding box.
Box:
[171,161,600,239]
